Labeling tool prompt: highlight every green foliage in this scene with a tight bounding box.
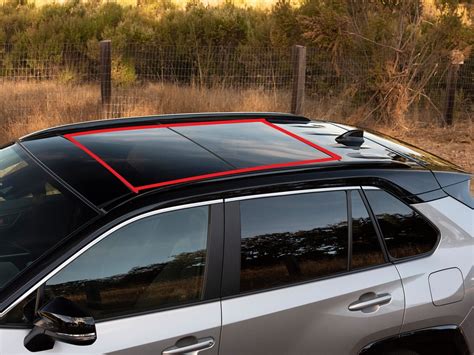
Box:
[297,0,473,122]
[112,57,137,86]
[0,0,472,122]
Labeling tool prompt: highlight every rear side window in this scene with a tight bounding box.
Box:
[364,190,438,259]
[239,191,348,293]
[42,206,210,320]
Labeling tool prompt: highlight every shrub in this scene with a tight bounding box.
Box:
[112,58,136,87]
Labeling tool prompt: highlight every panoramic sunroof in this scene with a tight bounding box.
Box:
[64,119,341,193]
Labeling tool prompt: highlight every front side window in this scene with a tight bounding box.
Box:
[365,190,438,259]
[0,145,96,290]
[42,206,210,320]
[239,191,348,293]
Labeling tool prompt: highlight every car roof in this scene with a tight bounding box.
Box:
[19,112,467,210]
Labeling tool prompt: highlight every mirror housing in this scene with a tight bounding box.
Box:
[24,297,96,352]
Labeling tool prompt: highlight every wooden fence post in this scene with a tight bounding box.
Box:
[100,40,112,108]
[443,50,464,126]
[291,45,307,115]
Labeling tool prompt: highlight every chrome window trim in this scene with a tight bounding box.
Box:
[0,199,223,319]
[225,186,379,202]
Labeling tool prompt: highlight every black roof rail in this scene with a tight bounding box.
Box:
[20,112,311,141]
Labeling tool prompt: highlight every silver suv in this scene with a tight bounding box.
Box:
[0,113,472,354]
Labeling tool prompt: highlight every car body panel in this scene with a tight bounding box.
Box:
[220,263,404,355]
[394,197,473,333]
[429,268,465,306]
[0,302,221,354]
[0,112,472,354]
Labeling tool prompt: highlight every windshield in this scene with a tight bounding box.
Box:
[0,144,97,289]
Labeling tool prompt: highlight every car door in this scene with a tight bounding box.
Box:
[0,200,224,355]
[219,187,405,355]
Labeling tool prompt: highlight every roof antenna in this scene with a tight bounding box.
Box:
[335,129,365,147]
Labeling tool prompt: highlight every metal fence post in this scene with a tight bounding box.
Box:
[443,50,464,126]
[100,40,112,108]
[290,45,306,115]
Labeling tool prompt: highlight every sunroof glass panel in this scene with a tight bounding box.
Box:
[68,128,233,190]
[65,119,340,193]
[172,121,331,168]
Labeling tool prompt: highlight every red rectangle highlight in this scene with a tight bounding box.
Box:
[64,119,341,194]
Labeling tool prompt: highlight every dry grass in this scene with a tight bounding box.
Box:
[0,81,290,142]
[1,81,472,175]
[378,121,473,174]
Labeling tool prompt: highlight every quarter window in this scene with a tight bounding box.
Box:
[364,190,438,259]
[239,191,348,293]
[43,206,210,320]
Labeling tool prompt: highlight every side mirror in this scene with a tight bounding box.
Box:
[24,297,96,352]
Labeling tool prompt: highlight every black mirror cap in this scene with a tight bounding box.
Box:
[24,297,97,352]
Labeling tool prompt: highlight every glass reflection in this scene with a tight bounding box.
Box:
[0,145,96,290]
[174,122,329,167]
[45,206,209,320]
[240,192,348,292]
[75,128,232,186]
[365,190,438,259]
[351,191,385,269]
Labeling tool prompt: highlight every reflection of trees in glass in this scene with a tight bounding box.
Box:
[351,215,385,268]
[242,221,348,265]
[375,212,437,258]
[240,221,348,291]
[352,216,375,237]
[46,249,206,320]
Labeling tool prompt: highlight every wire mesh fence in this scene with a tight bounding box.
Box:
[0,42,472,133]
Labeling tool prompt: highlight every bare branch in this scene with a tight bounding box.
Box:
[343,31,404,53]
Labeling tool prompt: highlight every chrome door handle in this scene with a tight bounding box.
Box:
[162,337,215,355]
[348,293,392,312]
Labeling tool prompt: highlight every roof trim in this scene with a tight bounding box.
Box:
[20,112,310,141]
[64,119,342,194]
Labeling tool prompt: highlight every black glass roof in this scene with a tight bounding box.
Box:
[22,137,132,207]
[172,121,332,167]
[22,115,453,210]
[64,119,339,193]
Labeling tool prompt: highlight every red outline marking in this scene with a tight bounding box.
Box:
[64,119,341,194]
[66,135,140,194]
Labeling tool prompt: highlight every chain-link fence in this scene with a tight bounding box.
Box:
[0,42,472,136]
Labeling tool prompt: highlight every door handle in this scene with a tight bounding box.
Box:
[348,293,392,312]
[162,337,215,355]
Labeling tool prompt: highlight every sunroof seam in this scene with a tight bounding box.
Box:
[168,126,238,170]
[64,119,341,194]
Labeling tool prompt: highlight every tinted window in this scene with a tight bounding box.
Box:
[0,291,36,326]
[365,190,438,259]
[351,191,385,269]
[43,206,209,320]
[240,192,348,293]
[71,128,232,188]
[23,137,132,208]
[0,145,96,290]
